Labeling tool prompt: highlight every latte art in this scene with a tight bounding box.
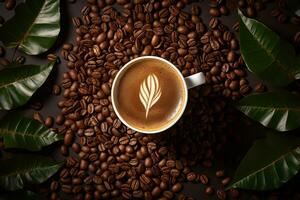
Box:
[139,74,162,118]
[113,57,186,132]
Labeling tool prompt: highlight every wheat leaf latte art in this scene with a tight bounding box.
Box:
[139,74,162,118]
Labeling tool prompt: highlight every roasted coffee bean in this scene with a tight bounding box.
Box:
[151,186,161,197]
[229,188,240,198]
[294,32,300,44]
[199,174,209,185]
[64,133,74,146]
[45,116,54,127]
[209,18,218,29]
[0,58,10,66]
[277,13,287,23]
[187,172,197,182]
[56,114,65,125]
[163,190,174,199]
[217,190,226,200]
[5,0,16,10]
[47,54,58,61]
[209,7,220,17]
[52,84,61,95]
[50,180,59,191]
[246,6,256,17]
[215,170,225,178]
[222,177,231,186]
[33,112,44,124]
[254,82,265,92]
[171,183,182,193]
[205,186,214,195]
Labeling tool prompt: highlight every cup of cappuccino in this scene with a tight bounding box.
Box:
[111,56,206,134]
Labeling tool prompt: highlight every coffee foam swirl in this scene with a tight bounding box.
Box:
[139,74,162,118]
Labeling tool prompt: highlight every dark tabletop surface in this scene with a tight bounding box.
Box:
[1,0,300,199]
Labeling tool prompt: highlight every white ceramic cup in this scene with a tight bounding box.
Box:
[111,56,206,134]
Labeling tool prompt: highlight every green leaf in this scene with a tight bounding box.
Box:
[0,113,63,151]
[228,132,300,190]
[238,10,300,86]
[0,61,55,110]
[0,190,40,200]
[0,154,64,191]
[0,0,60,55]
[236,92,300,132]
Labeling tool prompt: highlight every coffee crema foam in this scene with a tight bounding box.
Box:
[114,58,186,132]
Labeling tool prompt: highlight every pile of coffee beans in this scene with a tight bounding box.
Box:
[49,0,252,199]
[208,0,269,18]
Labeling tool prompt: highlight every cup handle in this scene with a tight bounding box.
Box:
[184,72,206,89]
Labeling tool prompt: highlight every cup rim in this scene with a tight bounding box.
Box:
[111,56,188,134]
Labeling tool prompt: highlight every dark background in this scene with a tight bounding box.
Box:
[1,0,300,199]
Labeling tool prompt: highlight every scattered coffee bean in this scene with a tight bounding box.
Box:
[33,112,44,124]
[5,0,16,10]
[52,84,61,95]
[45,116,54,127]
[294,32,300,44]
[217,190,226,200]
[0,58,10,66]
[221,177,231,186]
[254,82,266,93]
[199,174,209,185]
[215,170,225,178]
[205,186,214,195]
[229,188,240,198]
[47,53,59,61]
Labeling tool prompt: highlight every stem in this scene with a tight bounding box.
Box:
[10,46,18,62]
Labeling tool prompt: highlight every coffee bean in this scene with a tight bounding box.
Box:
[144,157,153,168]
[217,190,226,200]
[291,16,300,25]
[5,0,16,10]
[33,112,44,124]
[163,191,174,199]
[294,32,300,44]
[187,172,197,182]
[209,18,218,29]
[64,133,74,146]
[0,58,10,66]
[171,183,182,193]
[240,84,251,95]
[47,54,58,62]
[277,13,287,23]
[151,186,161,197]
[45,116,54,127]
[254,82,265,92]
[50,180,59,191]
[60,145,68,156]
[219,6,229,15]
[229,188,240,198]
[246,6,256,17]
[199,174,209,185]
[209,7,220,17]
[205,186,214,195]
[216,170,225,178]
[222,177,231,186]
[56,114,65,125]
[52,84,61,95]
